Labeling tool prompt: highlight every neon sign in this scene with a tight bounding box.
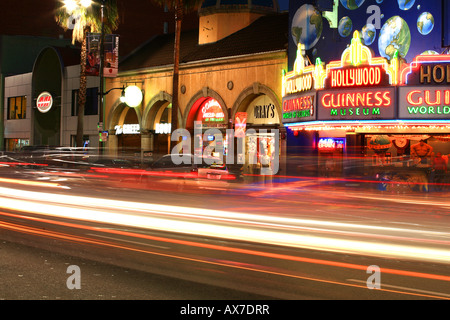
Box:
[321,90,391,108]
[282,43,325,97]
[400,54,450,85]
[318,87,396,120]
[399,87,450,119]
[282,93,316,122]
[318,138,345,151]
[322,31,398,88]
[330,66,382,87]
[200,98,224,122]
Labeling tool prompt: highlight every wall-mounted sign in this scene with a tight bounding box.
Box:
[400,54,450,85]
[318,87,396,120]
[282,43,324,97]
[115,124,140,135]
[36,91,53,113]
[234,112,247,138]
[86,33,119,77]
[322,31,398,89]
[155,123,171,134]
[282,91,316,123]
[198,98,225,123]
[399,87,450,119]
[247,95,280,126]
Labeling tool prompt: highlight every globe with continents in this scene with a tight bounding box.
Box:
[291,4,323,50]
[397,0,415,11]
[378,16,411,60]
[417,12,434,35]
[362,24,376,45]
[338,16,353,37]
[340,0,365,10]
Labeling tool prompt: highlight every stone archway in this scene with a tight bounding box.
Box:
[105,99,142,156]
[231,82,282,120]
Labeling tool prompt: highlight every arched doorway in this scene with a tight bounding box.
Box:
[107,100,142,158]
[184,89,228,158]
[232,83,284,175]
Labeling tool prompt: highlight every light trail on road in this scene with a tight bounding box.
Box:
[0,184,449,266]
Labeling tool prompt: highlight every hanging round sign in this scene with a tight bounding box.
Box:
[36,91,53,113]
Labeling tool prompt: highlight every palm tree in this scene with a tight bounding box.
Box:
[152,0,202,151]
[55,0,119,148]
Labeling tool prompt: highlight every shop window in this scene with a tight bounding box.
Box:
[71,88,99,116]
[7,96,26,120]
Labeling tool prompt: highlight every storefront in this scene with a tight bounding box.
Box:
[185,96,228,159]
[284,32,450,190]
[239,94,282,175]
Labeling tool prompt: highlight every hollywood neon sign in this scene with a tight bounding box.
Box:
[322,31,398,88]
[282,43,325,97]
[400,54,450,85]
[330,66,382,87]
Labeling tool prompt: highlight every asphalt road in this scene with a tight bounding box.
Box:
[0,165,449,302]
[0,238,273,300]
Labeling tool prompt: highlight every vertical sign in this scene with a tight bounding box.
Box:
[235,112,247,138]
[86,33,119,77]
[104,34,119,78]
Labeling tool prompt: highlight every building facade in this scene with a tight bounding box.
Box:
[103,0,288,174]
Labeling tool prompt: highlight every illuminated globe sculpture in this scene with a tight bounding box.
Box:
[417,12,434,35]
[340,0,365,10]
[397,0,415,11]
[368,135,392,154]
[338,16,353,37]
[291,4,323,50]
[378,16,411,60]
[362,24,376,45]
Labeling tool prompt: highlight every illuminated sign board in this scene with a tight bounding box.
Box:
[399,54,450,119]
[318,137,345,151]
[317,32,397,121]
[282,43,321,123]
[400,54,450,85]
[36,91,53,113]
[115,124,140,134]
[155,123,171,134]
[322,31,398,89]
[282,92,316,123]
[318,87,396,120]
[282,43,325,96]
[197,98,225,123]
[399,87,450,119]
[234,112,247,138]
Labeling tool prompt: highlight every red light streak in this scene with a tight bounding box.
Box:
[0,212,448,299]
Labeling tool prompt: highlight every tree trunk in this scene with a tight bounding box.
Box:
[170,0,183,152]
[76,29,88,148]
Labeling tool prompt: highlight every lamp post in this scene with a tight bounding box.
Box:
[98,0,105,154]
